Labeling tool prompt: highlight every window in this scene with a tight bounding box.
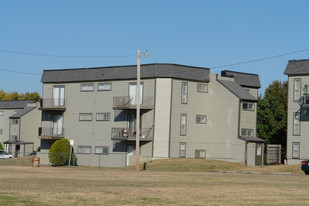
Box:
[79,113,93,121]
[11,135,18,141]
[95,146,109,155]
[11,119,19,125]
[293,112,300,136]
[195,150,206,159]
[0,129,2,134]
[294,78,301,102]
[0,111,3,116]
[256,144,262,156]
[241,128,254,137]
[96,113,110,121]
[78,146,92,154]
[180,114,187,136]
[196,115,207,124]
[181,82,188,104]
[243,102,254,111]
[197,84,208,93]
[81,83,94,91]
[179,142,186,158]
[98,83,112,91]
[292,142,300,159]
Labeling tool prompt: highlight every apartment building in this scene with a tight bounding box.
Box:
[0,100,41,156]
[38,63,263,167]
[284,59,309,165]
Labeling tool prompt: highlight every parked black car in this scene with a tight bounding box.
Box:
[301,160,309,175]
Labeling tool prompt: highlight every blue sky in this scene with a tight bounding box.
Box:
[1,1,309,95]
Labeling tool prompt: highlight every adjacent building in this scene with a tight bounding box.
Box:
[0,100,41,156]
[38,63,263,167]
[284,59,309,165]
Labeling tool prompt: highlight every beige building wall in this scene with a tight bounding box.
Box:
[287,76,309,165]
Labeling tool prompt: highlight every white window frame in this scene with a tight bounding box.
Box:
[181,82,188,104]
[95,146,109,155]
[294,78,301,102]
[81,83,94,92]
[292,142,300,159]
[241,128,254,137]
[196,115,207,124]
[98,83,112,91]
[79,113,93,121]
[78,146,92,154]
[179,142,186,158]
[197,84,208,93]
[96,113,110,121]
[180,114,187,136]
[195,149,206,159]
[242,102,255,111]
[293,112,300,136]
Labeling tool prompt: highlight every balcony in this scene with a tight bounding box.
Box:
[39,98,66,111]
[113,96,154,110]
[38,127,65,139]
[111,127,153,141]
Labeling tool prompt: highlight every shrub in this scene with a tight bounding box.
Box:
[0,142,3,150]
[48,139,76,166]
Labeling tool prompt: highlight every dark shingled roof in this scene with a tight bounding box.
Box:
[284,59,309,75]
[10,107,36,118]
[218,79,257,101]
[239,136,265,143]
[41,63,210,83]
[221,70,261,88]
[0,100,34,109]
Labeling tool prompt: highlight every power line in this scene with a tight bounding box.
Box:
[210,48,309,69]
[0,68,41,76]
[0,49,136,58]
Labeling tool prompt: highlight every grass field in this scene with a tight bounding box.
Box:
[0,158,308,206]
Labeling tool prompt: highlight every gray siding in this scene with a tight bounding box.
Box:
[287,76,309,164]
[153,78,172,158]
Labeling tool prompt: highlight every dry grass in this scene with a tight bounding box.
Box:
[0,161,308,206]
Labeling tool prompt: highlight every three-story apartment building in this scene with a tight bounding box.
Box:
[284,59,309,164]
[38,63,263,167]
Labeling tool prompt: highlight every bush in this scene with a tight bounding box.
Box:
[0,143,4,150]
[48,139,76,166]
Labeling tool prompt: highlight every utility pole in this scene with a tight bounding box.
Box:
[136,49,148,171]
[136,49,141,171]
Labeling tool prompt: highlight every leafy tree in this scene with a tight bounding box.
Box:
[257,81,288,156]
[0,142,4,150]
[0,90,40,101]
[48,139,76,166]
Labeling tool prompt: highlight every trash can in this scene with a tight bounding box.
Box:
[32,157,40,167]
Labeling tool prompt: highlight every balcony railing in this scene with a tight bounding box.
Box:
[40,98,66,110]
[113,96,154,110]
[38,127,65,139]
[111,127,153,141]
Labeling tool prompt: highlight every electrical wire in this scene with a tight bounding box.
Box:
[210,48,309,69]
[0,49,136,58]
[0,68,41,76]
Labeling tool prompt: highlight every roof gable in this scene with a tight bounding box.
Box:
[218,79,257,101]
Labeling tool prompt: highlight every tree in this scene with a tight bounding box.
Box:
[257,81,288,157]
[0,142,4,150]
[0,90,40,101]
[48,139,76,166]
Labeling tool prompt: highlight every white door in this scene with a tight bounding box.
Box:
[53,86,65,106]
[53,115,63,135]
[127,145,135,166]
[129,83,143,105]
